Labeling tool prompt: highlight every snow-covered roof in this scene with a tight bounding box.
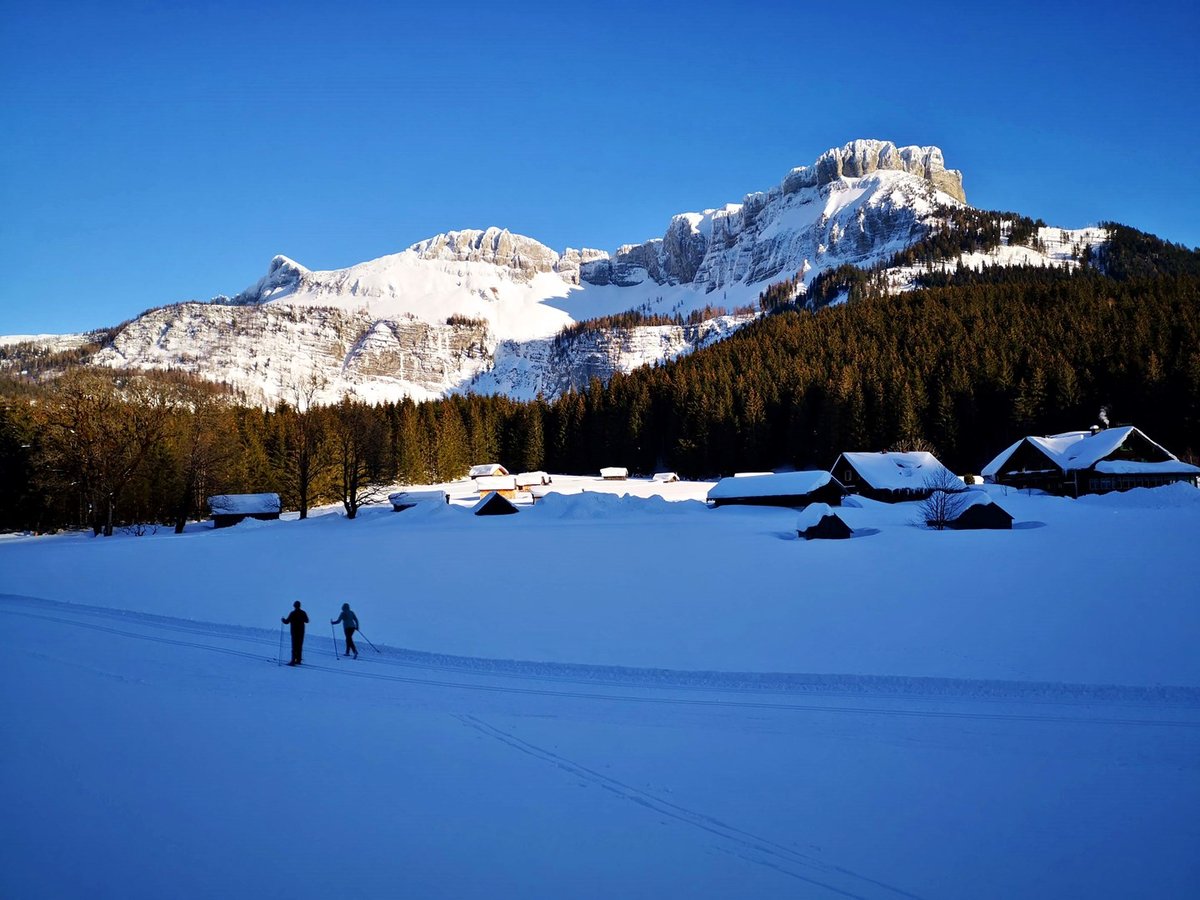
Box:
[600,467,628,478]
[1094,459,1200,475]
[708,471,835,501]
[651,472,679,483]
[388,490,448,505]
[515,471,549,486]
[476,475,517,491]
[733,471,774,478]
[795,502,838,531]
[955,491,997,511]
[469,463,509,478]
[208,493,281,515]
[471,491,519,515]
[840,452,964,491]
[984,426,1187,476]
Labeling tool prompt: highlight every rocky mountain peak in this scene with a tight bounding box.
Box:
[796,139,966,203]
[409,227,561,281]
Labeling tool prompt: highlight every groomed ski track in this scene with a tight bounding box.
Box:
[4,594,1198,725]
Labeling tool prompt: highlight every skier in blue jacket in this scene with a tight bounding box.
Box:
[331,603,359,659]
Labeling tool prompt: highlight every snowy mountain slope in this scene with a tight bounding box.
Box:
[5,140,1110,404]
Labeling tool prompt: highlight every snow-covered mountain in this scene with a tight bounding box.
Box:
[4,140,1107,405]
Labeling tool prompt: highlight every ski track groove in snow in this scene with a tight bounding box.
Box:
[4,596,1198,731]
[457,713,927,900]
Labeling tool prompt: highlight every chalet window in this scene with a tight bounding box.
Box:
[844,469,853,482]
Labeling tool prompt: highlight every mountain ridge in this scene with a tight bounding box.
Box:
[2,140,1105,405]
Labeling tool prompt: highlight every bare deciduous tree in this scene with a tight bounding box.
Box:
[920,465,969,530]
[329,396,386,519]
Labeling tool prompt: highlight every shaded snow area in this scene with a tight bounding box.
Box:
[2,477,1199,899]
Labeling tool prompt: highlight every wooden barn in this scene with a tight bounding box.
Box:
[982,425,1200,496]
[947,493,1013,530]
[707,471,844,509]
[475,475,518,499]
[208,493,282,528]
[473,491,519,516]
[388,490,449,512]
[795,503,853,540]
[651,472,680,483]
[515,471,551,488]
[600,467,628,481]
[831,451,965,503]
[469,463,509,478]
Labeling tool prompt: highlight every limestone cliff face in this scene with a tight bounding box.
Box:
[91,303,493,405]
[578,139,966,293]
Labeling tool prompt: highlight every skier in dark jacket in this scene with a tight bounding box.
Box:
[331,603,359,659]
[282,601,309,666]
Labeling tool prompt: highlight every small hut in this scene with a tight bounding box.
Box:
[795,503,852,540]
[473,491,519,516]
[947,493,1014,530]
[651,472,680,483]
[208,493,282,528]
[707,471,844,509]
[469,463,510,478]
[476,475,518,499]
[388,490,449,512]
[515,471,551,488]
[600,467,629,481]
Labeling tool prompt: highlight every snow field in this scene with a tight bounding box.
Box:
[1,477,1198,898]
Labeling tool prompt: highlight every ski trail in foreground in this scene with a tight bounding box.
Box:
[457,713,926,900]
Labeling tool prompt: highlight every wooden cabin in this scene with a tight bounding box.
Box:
[475,475,518,499]
[707,471,844,509]
[796,503,853,540]
[473,491,519,516]
[600,467,628,481]
[208,493,282,528]
[388,490,449,512]
[831,451,966,503]
[651,472,680,483]
[469,463,509,478]
[515,471,551,488]
[983,425,1200,496]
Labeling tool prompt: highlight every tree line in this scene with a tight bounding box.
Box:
[1,228,1197,534]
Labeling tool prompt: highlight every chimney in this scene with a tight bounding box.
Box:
[1089,425,1100,436]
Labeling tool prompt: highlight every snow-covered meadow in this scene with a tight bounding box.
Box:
[2,477,1198,898]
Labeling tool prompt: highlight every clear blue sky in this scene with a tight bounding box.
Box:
[2,0,1198,334]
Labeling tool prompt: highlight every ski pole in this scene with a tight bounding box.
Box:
[355,629,380,654]
[278,623,285,666]
[330,622,340,660]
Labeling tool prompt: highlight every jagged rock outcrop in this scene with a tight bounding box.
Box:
[410,228,560,282]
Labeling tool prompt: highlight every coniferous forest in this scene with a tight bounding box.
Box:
[1,224,1198,534]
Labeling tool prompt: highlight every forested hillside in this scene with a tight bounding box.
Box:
[2,226,1197,533]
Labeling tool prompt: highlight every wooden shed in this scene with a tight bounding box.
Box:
[469,463,510,478]
[476,475,518,499]
[795,503,853,540]
[473,491,519,516]
[515,471,551,488]
[651,472,680,483]
[208,493,282,528]
[947,494,1013,530]
[600,467,628,481]
[707,471,844,509]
